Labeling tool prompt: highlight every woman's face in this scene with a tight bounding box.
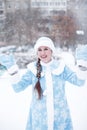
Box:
[37,46,52,63]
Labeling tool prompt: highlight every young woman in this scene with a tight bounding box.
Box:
[0,37,87,130]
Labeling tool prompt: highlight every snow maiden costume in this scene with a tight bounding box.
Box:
[0,37,87,130]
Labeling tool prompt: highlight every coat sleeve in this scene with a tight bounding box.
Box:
[10,70,33,93]
[63,66,85,87]
[8,62,37,93]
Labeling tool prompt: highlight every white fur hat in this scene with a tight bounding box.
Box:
[34,37,55,53]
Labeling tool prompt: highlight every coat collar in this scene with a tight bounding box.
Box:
[27,59,65,77]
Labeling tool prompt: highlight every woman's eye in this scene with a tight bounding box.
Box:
[38,49,42,51]
[44,48,48,50]
[38,48,48,51]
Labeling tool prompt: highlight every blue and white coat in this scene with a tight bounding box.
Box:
[10,59,85,130]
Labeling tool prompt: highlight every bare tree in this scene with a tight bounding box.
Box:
[50,11,78,49]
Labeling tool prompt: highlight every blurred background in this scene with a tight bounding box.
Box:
[0,0,87,67]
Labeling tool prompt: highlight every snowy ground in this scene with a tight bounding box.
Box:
[0,50,87,130]
[0,70,32,130]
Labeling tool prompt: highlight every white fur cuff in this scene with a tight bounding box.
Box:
[77,60,87,67]
[76,65,87,80]
[7,64,19,75]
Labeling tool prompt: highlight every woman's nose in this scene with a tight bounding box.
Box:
[41,50,45,55]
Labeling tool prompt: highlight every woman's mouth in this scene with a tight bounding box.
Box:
[41,55,47,59]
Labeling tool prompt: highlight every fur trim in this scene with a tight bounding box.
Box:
[27,60,65,76]
[77,60,87,67]
[7,64,19,75]
[52,60,65,75]
[75,65,87,80]
[27,62,44,77]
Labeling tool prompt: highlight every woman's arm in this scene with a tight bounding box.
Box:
[63,66,85,87]
[0,54,33,92]
[11,70,32,92]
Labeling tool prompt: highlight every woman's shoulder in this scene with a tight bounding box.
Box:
[26,61,37,75]
[51,59,65,75]
[27,61,36,68]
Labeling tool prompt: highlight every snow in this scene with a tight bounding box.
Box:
[0,51,87,130]
[65,81,87,130]
[0,70,32,130]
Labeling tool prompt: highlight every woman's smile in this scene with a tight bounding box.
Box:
[37,46,52,63]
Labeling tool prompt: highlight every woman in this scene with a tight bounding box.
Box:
[0,37,87,130]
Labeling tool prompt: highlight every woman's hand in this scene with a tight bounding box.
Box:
[0,54,16,69]
[75,45,87,80]
[75,45,87,69]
